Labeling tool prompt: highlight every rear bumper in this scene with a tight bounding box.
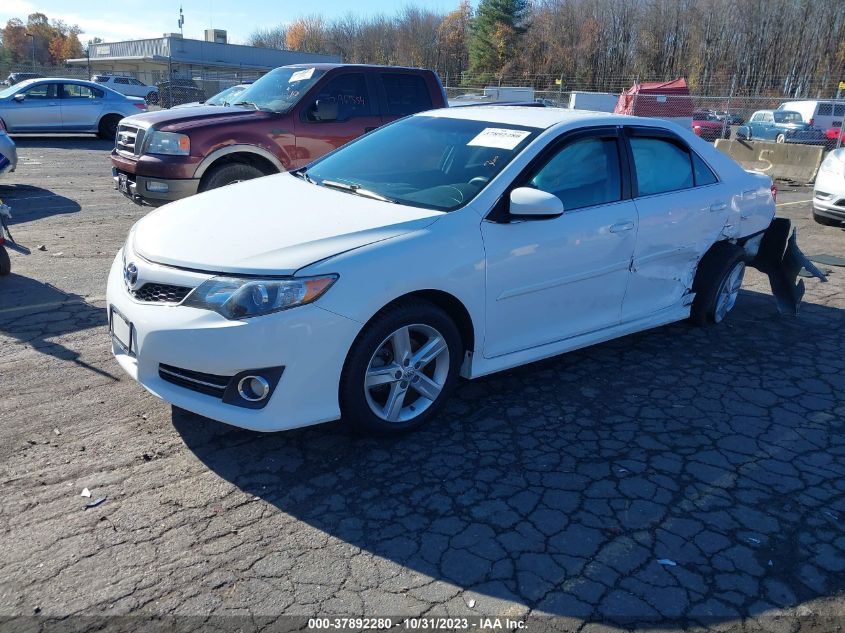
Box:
[112,167,200,206]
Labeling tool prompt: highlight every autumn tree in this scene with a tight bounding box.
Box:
[437,1,472,82]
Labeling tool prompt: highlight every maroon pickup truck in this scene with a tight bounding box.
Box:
[111,64,447,206]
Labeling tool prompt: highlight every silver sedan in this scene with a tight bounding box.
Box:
[0,122,16,177]
[0,78,148,139]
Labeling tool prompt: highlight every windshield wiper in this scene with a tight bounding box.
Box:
[320,180,396,203]
[233,100,269,111]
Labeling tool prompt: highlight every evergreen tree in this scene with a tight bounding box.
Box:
[467,0,528,80]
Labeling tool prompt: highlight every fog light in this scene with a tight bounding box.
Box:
[146,181,169,193]
[237,375,270,402]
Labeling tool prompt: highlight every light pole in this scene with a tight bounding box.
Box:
[25,32,35,70]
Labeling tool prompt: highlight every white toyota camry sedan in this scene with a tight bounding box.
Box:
[107,106,820,434]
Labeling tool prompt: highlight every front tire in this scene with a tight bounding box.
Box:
[339,300,463,435]
[199,162,267,192]
[690,243,746,326]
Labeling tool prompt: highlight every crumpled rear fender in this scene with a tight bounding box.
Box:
[748,217,827,315]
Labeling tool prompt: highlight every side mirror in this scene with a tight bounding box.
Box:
[312,99,338,122]
[735,126,750,140]
[12,93,25,102]
[509,187,563,218]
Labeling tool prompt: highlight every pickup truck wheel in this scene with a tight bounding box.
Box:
[0,246,10,275]
[339,300,463,436]
[97,115,121,140]
[689,243,746,326]
[199,163,266,192]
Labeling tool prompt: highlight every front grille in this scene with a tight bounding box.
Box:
[116,124,145,156]
[159,364,231,398]
[130,283,191,304]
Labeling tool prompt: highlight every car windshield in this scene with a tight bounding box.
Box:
[301,115,541,212]
[0,79,36,98]
[232,67,325,112]
[774,111,803,123]
[207,84,247,106]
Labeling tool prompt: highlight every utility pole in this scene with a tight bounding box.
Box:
[25,33,35,69]
[178,6,185,37]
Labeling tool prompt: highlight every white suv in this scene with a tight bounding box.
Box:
[93,75,157,104]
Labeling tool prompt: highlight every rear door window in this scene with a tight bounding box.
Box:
[63,84,104,99]
[629,136,694,196]
[381,74,432,116]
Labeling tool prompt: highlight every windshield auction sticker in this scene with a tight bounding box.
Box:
[290,68,315,82]
[468,127,532,150]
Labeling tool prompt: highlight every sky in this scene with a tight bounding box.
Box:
[0,0,463,45]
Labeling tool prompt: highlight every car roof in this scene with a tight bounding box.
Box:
[421,105,636,130]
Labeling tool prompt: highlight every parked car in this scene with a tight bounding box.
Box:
[2,72,43,86]
[111,64,447,205]
[736,110,826,144]
[0,119,17,177]
[93,75,158,104]
[0,78,147,138]
[777,100,845,131]
[155,79,205,107]
[692,110,730,141]
[171,83,250,109]
[105,107,821,434]
[813,148,845,225]
[713,110,744,125]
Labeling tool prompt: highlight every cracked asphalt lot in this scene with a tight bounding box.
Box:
[0,136,844,632]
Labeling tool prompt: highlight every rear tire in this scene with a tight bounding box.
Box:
[0,245,10,276]
[690,242,746,326]
[339,300,463,436]
[199,162,267,192]
[776,134,786,144]
[97,115,121,140]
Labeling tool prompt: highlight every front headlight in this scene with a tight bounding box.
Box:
[145,131,190,156]
[183,275,338,319]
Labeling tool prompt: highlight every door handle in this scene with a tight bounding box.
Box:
[710,202,728,212]
[609,221,634,233]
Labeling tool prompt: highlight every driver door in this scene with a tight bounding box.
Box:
[4,82,61,132]
[481,128,638,358]
[292,72,383,169]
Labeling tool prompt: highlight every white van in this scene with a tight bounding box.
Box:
[777,100,845,130]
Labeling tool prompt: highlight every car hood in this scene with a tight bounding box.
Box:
[120,105,266,132]
[132,173,444,275]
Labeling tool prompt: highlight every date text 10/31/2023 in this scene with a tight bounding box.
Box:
[307,618,527,630]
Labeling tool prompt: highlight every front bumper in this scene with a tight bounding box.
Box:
[106,252,363,431]
[112,167,200,206]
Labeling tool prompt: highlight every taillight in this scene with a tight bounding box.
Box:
[808,118,814,126]
[134,103,147,110]
[693,125,702,136]
[771,184,778,203]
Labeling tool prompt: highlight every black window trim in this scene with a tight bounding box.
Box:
[59,82,104,100]
[622,125,720,198]
[486,125,630,223]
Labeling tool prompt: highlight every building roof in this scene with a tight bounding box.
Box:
[67,35,340,70]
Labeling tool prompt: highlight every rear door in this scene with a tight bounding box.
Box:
[3,82,61,132]
[621,126,731,321]
[292,71,382,169]
[60,83,106,131]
